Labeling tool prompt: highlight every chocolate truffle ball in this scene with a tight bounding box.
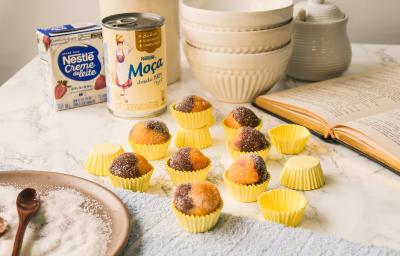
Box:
[129,120,170,145]
[174,182,222,216]
[109,152,152,178]
[227,154,269,185]
[230,127,269,152]
[175,95,211,113]
[169,147,209,171]
[225,106,261,129]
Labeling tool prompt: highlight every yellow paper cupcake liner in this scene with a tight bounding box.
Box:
[175,127,212,149]
[165,160,211,186]
[257,189,307,227]
[129,137,171,160]
[170,104,214,129]
[227,143,270,160]
[223,171,270,202]
[171,202,223,233]
[85,144,125,176]
[222,119,263,140]
[280,156,325,190]
[107,169,154,192]
[268,124,311,154]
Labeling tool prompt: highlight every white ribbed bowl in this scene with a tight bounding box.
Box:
[182,19,293,54]
[184,41,293,103]
[181,0,293,31]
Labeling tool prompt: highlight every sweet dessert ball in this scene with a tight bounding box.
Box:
[227,154,269,185]
[175,95,211,113]
[109,152,152,178]
[225,106,261,129]
[230,127,269,152]
[169,147,209,171]
[174,182,222,216]
[129,120,170,145]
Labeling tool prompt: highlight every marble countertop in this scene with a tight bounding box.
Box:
[1,44,400,250]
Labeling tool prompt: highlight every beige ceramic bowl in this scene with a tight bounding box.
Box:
[182,19,293,54]
[181,0,293,31]
[183,41,293,103]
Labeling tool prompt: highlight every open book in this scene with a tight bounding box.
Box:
[255,66,400,174]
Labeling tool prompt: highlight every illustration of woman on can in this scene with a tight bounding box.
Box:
[112,34,133,103]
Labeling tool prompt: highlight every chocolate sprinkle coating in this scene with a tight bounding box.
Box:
[109,153,142,178]
[232,107,260,127]
[145,120,169,136]
[175,95,195,113]
[169,147,193,171]
[174,184,194,213]
[237,127,269,152]
[249,154,269,183]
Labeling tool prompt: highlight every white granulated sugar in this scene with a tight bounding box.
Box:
[0,186,111,256]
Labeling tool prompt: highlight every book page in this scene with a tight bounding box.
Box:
[254,99,331,136]
[338,108,400,157]
[258,66,400,126]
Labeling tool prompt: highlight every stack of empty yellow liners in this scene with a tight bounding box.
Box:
[170,103,214,149]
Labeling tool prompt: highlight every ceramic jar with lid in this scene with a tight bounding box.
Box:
[287,0,351,81]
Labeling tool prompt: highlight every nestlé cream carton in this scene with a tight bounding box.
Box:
[36,23,106,111]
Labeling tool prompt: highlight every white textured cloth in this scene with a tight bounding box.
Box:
[115,189,400,256]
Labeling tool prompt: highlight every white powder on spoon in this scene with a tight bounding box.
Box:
[0,185,111,256]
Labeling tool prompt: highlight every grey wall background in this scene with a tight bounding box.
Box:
[0,0,399,85]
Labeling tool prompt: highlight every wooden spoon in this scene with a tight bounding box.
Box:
[12,188,40,256]
[0,217,7,236]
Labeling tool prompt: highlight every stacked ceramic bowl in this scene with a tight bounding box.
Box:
[181,0,294,103]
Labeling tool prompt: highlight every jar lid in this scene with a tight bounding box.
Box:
[295,0,345,23]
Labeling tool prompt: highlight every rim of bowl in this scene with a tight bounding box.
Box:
[182,18,294,34]
[181,0,293,15]
[184,40,293,57]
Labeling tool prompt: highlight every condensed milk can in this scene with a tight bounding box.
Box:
[102,13,167,118]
